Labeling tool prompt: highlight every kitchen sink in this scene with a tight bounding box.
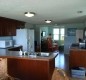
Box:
[23,52,51,57]
[36,52,50,57]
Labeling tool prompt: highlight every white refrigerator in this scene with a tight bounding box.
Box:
[13,29,34,52]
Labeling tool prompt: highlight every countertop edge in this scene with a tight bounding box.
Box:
[0,51,58,61]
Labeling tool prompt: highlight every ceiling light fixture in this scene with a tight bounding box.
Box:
[25,12,35,17]
[45,20,52,23]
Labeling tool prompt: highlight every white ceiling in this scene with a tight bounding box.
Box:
[0,0,86,25]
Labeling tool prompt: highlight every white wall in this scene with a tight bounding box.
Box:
[76,30,83,43]
[25,23,34,29]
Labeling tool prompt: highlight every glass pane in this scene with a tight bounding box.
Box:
[61,28,64,34]
[60,34,64,40]
[43,31,46,36]
[53,35,59,40]
[53,29,59,34]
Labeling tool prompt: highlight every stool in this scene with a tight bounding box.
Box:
[51,68,69,80]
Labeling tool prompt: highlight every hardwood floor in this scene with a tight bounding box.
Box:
[55,52,69,72]
[55,52,86,80]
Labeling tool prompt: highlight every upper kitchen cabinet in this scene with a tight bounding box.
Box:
[4,25,16,36]
[0,17,25,36]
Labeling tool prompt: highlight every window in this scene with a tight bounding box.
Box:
[60,28,64,40]
[53,28,59,40]
[53,28,65,40]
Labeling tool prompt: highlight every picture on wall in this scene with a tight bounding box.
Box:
[67,28,76,36]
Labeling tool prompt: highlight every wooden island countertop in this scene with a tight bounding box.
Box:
[0,50,58,80]
[69,48,86,69]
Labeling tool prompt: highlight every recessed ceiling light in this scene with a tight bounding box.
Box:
[24,12,35,17]
[77,11,83,13]
[45,20,52,23]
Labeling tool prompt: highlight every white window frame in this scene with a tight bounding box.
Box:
[53,28,65,41]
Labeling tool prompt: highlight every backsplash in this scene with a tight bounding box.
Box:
[0,36,13,40]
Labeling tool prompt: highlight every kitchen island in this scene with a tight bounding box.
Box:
[69,48,86,69]
[0,51,58,80]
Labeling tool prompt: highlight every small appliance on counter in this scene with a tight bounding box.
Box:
[79,39,86,49]
[0,40,13,48]
[79,42,85,49]
[83,39,86,49]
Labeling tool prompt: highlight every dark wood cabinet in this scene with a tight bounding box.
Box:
[69,49,86,69]
[1,26,16,36]
[0,17,25,36]
[0,26,3,36]
[6,26,16,36]
[7,58,55,80]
